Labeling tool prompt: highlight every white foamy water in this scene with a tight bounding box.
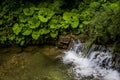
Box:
[62,41,120,80]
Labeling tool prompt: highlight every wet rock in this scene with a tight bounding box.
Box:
[77,34,89,43]
[58,35,71,49]
[112,53,120,72]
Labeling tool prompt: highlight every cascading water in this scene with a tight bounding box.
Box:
[62,40,120,80]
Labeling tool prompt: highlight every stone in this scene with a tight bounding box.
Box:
[58,35,71,49]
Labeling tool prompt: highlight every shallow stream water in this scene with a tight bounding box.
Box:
[0,43,120,80]
[0,46,72,80]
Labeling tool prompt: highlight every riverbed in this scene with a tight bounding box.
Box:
[0,46,73,80]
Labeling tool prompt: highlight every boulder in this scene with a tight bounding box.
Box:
[58,35,71,49]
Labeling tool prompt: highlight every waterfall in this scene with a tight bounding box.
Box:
[62,40,120,80]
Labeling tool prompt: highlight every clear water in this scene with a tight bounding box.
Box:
[62,40,120,80]
[0,46,72,80]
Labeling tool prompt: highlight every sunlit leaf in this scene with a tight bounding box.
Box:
[12,23,22,35]
[23,7,35,16]
[50,31,58,38]
[39,28,50,35]
[32,31,40,40]
[38,8,55,22]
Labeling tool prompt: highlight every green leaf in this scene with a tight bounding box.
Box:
[8,35,15,41]
[82,21,90,25]
[80,10,91,20]
[39,28,50,35]
[61,21,69,29]
[63,12,71,21]
[38,8,55,22]
[19,15,27,23]
[23,7,35,16]
[32,31,40,40]
[90,2,100,9]
[0,36,7,44]
[50,31,58,38]
[71,19,79,28]
[20,40,25,46]
[49,16,63,29]
[109,3,119,13]
[63,12,79,28]
[79,24,84,28]
[28,16,40,29]
[22,29,32,36]
[0,20,3,25]
[15,36,25,44]
[12,23,22,35]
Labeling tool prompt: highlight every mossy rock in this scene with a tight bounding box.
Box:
[58,35,71,49]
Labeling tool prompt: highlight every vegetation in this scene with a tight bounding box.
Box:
[0,0,119,46]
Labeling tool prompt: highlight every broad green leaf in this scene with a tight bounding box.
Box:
[28,16,40,29]
[20,40,25,46]
[90,2,100,9]
[49,16,63,29]
[61,21,69,29]
[83,21,90,25]
[19,15,27,23]
[38,8,55,22]
[79,24,84,28]
[32,31,40,40]
[50,31,58,38]
[12,23,22,35]
[109,3,119,13]
[63,12,79,28]
[23,7,35,16]
[63,12,72,21]
[8,35,15,41]
[22,29,32,35]
[39,28,50,35]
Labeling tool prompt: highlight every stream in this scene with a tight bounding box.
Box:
[0,46,73,80]
[62,40,120,80]
[0,41,120,80]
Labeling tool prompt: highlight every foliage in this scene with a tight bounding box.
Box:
[0,0,119,46]
[89,1,120,44]
[12,23,22,35]
[38,8,55,22]
[63,11,79,28]
[23,7,35,16]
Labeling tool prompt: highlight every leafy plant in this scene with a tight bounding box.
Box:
[32,31,40,40]
[0,0,119,46]
[23,7,35,16]
[50,31,58,38]
[39,28,50,35]
[90,2,100,9]
[38,8,55,22]
[19,14,28,23]
[27,15,40,29]
[15,36,25,46]
[63,12,79,28]
[22,25,32,36]
[49,16,63,30]
[12,23,22,35]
